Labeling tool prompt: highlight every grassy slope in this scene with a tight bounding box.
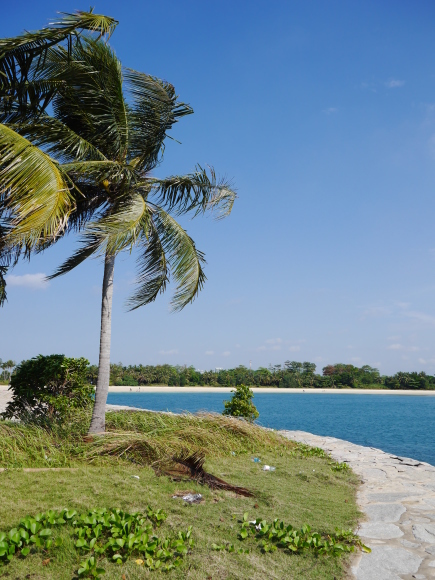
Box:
[0,412,360,580]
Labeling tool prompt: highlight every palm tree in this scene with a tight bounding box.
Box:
[4,360,15,382]
[0,9,118,305]
[0,17,236,433]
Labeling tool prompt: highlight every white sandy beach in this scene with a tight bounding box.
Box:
[1,384,435,396]
[105,385,435,395]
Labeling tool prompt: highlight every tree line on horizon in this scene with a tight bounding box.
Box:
[85,360,435,390]
[2,357,434,389]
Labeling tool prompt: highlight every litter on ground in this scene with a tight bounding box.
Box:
[172,493,203,504]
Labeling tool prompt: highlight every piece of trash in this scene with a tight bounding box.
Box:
[135,559,144,565]
[231,451,236,456]
[130,475,140,480]
[172,493,203,504]
[252,457,261,463]
[262,465,276,471]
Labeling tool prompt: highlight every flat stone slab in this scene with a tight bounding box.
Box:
[359,522,404,539]
[365,503,406,523]
[367,492,413,502]
[413,524,435,543]
[391,456,423,467]
[353,546,422,580]
[280,430,435,579]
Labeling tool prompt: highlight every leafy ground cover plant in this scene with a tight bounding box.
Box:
[222,385,259,422]
[292,443,327,458]
[0,507,193,577]
[237,512,370,556]
[2,355,93,424]
[329,461,350,472]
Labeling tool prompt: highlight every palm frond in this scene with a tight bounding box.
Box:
[0,123,72,245]
[47,235,102,279]
[49,194,149,278]
[126,221,168,308]
[124,68,193,171]
[50,10,118,38]
[7,115,108,163]
[150,165,237,218]
[128,206,206,311]
[61,160,137,190]
[50,39,129,161]
[0,265,6,306]
[0,10,118,116]
[86,193,149,254]
[34,190,107,254]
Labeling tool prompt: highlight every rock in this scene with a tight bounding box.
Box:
[367,493,411,502]
[354,546,422,580]
[361,468,387,479]
[365,503,406,523]
[390,456,423,467]
[359,523,404,540]
[401,539,421,548]
[413,524,435,543]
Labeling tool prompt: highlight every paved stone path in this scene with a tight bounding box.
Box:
[280,430,435,580]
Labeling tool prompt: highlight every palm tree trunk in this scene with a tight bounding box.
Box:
[88,252,115,434]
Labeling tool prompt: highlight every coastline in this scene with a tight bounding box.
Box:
[282,431,435,579]
[108,386,435,395]
[2,384,435,395]
[1,384,434,577]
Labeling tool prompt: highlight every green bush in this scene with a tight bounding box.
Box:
[2,354,93,424]
[222,384,259,422]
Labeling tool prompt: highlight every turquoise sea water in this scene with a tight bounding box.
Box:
[107,392,435,466]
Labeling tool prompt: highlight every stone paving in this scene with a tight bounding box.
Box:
[280,430,435,580]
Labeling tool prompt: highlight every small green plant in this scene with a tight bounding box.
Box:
[222,385,259,422]
[211,542,249,554]
[329,461,350,472]
[237,513,370,556]
[0,507,193,577]
[293,443,326,458]
[2,354,93,425]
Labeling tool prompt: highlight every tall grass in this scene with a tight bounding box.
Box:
[0,411,294,469]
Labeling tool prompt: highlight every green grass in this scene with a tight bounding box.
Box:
[0,411,361,579]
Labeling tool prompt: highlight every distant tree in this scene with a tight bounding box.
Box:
[222,385,259,422]
[5,360,15,381]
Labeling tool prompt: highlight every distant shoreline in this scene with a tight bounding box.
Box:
[1,385,435,396]
[106,386,435,396]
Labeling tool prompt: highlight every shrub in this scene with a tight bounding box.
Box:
[2,354,93,424]
[222,384,259,422]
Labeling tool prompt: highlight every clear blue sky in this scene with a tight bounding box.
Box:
[1,0,435,375]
